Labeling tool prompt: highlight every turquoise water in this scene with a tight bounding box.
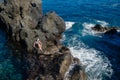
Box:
[0,0,120,80]
[0,29,22,80]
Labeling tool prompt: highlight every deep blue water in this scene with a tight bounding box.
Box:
[42,0,120,27]
[43,0,120,80]
[0,0,120,80]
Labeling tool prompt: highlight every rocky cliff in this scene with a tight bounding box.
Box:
[0,0,87,80]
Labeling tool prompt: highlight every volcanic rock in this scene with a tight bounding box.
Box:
[105,28,117,35]
[92,24,120,35]
[0,0,87,80]
[91,24,107,32]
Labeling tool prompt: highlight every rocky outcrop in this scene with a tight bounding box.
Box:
[104,28,117,35]
[24,46,73,80]
[92,24,120,35]
[0,0,87,80]
[0,0,42,52]
[64,58,87,80]
[91,24,106,32]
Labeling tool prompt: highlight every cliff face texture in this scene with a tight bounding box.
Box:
[0,0,87,80]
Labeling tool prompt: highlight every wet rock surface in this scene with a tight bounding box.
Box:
[104,28,117,35]
[0,0,87,80]
[91,24,106,32]
[92,24,120,35]
[64,58,87,80]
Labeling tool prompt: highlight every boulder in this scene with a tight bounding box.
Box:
[42,11,65,34]
[91,24,107,32]
[92,24,120,35]
[41,11,66,50]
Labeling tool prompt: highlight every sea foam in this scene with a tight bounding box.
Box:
[65,21,75,30]
[69,46,113,80]
[82,20,109,36]
[96,20,109,27]
[63,20,113,80]
[63,33,113,80]
[82,22,95,36]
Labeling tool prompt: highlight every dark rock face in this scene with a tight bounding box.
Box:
[92,24,120,35]
[105,28,117,35]
[0,0,42,52]
[0,0,87,80]
[24,47,73,80]
[64,58,87,80]
[91,24,106,32]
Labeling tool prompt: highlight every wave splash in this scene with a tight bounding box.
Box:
[82,23,95,36]
[69,46,113,80]
[82,20,109,36]
[63,21,113,80]
[65,21,75,30]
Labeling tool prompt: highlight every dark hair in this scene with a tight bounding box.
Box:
[35,43,38,48]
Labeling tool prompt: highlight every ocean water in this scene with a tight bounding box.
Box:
[0,29,22,80]
[0,0,120,80]
[43,0,120,80]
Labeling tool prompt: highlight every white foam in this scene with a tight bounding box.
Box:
[82,20,109,36]
[60,34,66,42]
[96,20,109,27]
[69,47,113,80]
[63,35,113,80]
[63,20,113,80]
[117,30,120,32]
[82,22,95,36]
[65,21,75,30]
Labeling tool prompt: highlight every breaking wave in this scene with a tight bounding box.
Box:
[63,20,113,80]
[69,46,113,80]
[82,20,109,36]
[65,21,75,30]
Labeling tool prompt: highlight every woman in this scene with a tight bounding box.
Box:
[33,38,43,52]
